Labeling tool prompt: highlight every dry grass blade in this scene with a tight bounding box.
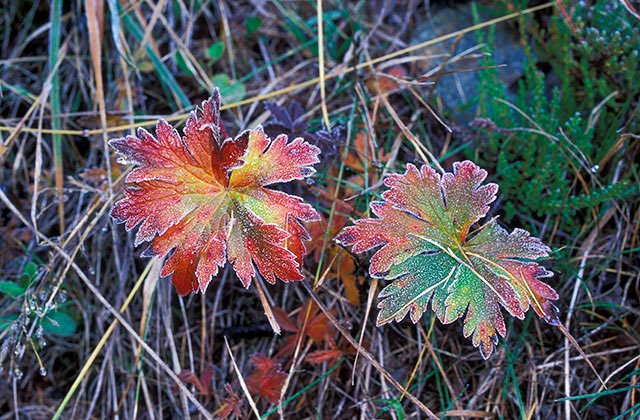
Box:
[2,0,637,417]
[351,277,377,386]
[0,2,554,136]
[0,189,212,419]
[619,0,640,19]
[253,277,281,335]
[378,83,444,172]
[301,281,438,419]
[85,0,115,231]
[0,39,70,160]
[224,337,260,419]
[317,0,330,128]
[52,260,154,419]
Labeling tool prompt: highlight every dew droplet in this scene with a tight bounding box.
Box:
[590,165,599,174]
[13,369,23,380]
[57,291,67,303]
[16,344,26,359]
[39,367,47,376]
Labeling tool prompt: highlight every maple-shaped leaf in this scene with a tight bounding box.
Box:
[216,384,242,419]
[246,355,287,404]
[274,300,336,358]
[306,338,359,365]
[336,161,559,359]
[178,364,215,396]
[110,90,320,295]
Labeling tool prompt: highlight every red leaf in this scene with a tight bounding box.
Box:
[271,306,299,333]
[276,300,336,358]
[178,370,208,396]
[216,384,242,419]
[295,300,334,343]
[200,364,215,392]
[367,65,407,94]
[306,339,359,365]
[246,355,287,404]
[305,349,344,364]
[307,199,363,305]
[110,90,320,295]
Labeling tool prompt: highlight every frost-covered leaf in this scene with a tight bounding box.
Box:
[111,90,320,295]
[336,161,559,359]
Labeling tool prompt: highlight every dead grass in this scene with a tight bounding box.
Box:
[0,1,638,419]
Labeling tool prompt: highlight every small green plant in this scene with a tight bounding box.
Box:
[0,261,37,298]
[0,261,76,338]
[205,41,225,62]
[0,260,77,379]
[211,73,246,101]
[472,0,639,236]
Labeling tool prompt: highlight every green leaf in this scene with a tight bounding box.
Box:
[212,73,246,101]
[376,398,406,420]
[23,261,38,279]
[0,281,26,298]
[20,261,38,287]
[377,252,456,325]
[0,314,19,331]
[206,41,225,62]
[176,51,193,76]
[245,16,262,37]
[43,310,77,337]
